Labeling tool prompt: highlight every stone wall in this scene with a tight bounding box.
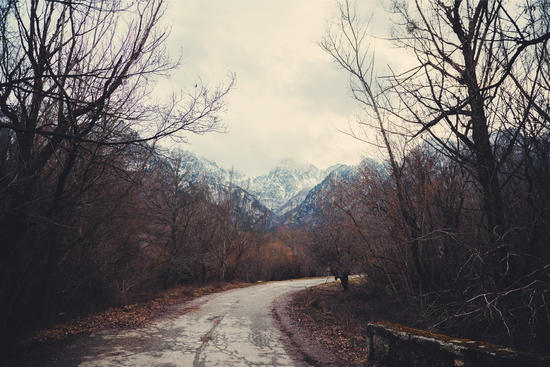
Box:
[366,322,549,367]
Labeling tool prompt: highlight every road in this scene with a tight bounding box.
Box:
[25,277,330,367]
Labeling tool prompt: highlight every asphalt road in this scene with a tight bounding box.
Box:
[21,277,330,367]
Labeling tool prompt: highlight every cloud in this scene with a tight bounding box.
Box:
[157,0,393,177]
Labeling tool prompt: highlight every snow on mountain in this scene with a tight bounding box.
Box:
[282,164,357,226]
[177,150,247,189]
[174,151,358,218]
[171,151,279,229]
[276,187,312,215]
[249,158,335,215]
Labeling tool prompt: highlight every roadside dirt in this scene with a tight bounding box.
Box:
[273,290,344,367]
[275,278,408,367]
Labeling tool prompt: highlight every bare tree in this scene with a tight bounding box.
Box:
[322,0,550,278]
[386,0,550,253]
[0,0,232,346]
[321,0,550,349]
[143,150,209,285]
[321,0,427,291]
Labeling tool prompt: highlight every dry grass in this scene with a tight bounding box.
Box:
[288,278,406,366]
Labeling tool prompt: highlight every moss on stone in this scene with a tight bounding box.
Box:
[370,321,518,356]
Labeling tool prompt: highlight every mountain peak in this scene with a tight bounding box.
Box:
[249,160,328,214]
[176,150,359,217]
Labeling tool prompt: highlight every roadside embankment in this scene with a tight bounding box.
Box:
[284,279,550,367]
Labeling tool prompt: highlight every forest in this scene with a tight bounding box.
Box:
[1,0,549,357]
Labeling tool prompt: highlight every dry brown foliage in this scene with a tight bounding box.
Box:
[25,282,249,346]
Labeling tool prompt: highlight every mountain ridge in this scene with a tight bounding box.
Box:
[176,150,356,219]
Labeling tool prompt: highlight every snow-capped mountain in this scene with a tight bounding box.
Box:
[283,164,357,226]
[162,150,279,229]
[254,162,350,215]
[177,150,247,189]
[248,158,328,215]
[171,150,358,219]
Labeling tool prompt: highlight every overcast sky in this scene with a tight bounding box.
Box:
[159,0,395,177]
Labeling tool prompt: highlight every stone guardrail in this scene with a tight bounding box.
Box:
[366,322,549,367]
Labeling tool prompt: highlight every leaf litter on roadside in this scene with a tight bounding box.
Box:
[25,282,249,346]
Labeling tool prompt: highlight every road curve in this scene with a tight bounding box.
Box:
[27,277,329,367]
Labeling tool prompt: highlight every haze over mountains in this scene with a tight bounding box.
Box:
[177,150,356,224]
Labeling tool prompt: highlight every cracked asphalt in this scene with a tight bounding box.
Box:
[15,277,330,367]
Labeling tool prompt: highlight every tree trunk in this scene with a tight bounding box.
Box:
[340,272,349,291]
